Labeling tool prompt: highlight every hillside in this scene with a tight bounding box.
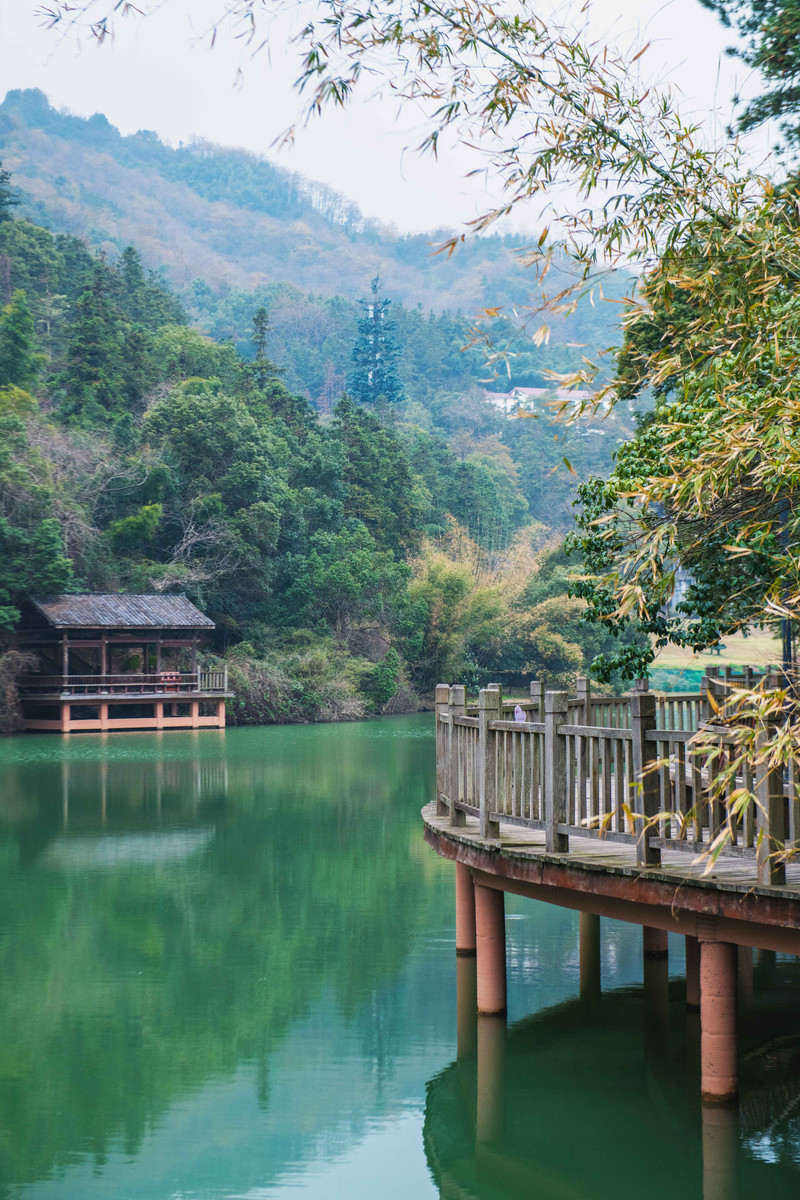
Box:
[0,88,629,334]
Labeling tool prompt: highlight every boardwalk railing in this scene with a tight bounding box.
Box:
[434,670,791,884]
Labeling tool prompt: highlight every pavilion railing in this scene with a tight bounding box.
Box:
[434,670,792,885]
[19,669,228,696]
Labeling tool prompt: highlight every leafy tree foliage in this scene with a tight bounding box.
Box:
[0,159,19,222]
[0,174,630,719]
[0,291,40,390]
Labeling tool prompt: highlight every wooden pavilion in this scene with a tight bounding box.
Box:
[16,593,230,733]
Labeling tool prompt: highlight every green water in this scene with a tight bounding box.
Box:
[0,718,798,1199]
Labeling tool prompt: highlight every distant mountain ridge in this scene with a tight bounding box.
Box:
[0,87,558,313]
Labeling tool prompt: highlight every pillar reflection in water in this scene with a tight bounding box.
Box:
[476,1015,506,1146]
[579,912,601,1004]
[702,1101,740,1200]
[456,954,478,1062]
[643,926,670,1060]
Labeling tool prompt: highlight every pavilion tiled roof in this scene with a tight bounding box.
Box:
[30,594,215,630]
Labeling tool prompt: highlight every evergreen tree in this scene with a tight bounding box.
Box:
[699,0,800,147]
[250,306,283,387]
[0,161,19,223]
[58,265,124,425]
[349,276,404,405]
[0,290,40,390]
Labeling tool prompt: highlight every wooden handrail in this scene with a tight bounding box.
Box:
[435,674,791,873]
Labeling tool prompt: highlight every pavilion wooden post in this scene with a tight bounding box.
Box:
[544,691,569,853]
[217,700,226,728]
[631,691,661,867]
[435,683,450,816]
[449,685,467,827]
[100,633,108,678]
[478,687,501,839]
[61,633,68,680]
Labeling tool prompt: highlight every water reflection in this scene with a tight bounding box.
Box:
[0,720,452,1199]
[1,724,799,1199]
[426,950,800,1200]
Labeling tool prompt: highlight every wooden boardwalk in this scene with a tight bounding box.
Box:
[427,674,800,1104]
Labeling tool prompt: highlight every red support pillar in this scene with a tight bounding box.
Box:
[700,939,738,1103]
[475,884,506,1016]
[455,862,476,956]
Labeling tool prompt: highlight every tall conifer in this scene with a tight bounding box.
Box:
[349,276,404,406]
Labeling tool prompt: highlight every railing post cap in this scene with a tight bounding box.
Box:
[544,690,569,714]
[479,687,501,710]
[435,683,450,703]
[450,684,466,704]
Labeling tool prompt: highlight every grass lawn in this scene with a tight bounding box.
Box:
[652,628,781,670]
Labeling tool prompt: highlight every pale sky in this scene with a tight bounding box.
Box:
[0,0,775,233]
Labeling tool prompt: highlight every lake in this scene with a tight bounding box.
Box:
[0,716,798,1199]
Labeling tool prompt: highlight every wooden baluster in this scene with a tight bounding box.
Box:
[448,686,466,827]
[601,735,612,833]
[788,752,800,852]
[631,691,661,866]
[742,757,755,848]
[756,720,786,886]
[675,738,687,839]
[710,742,723,840]
[478,688,501,839]
[435,683,450,816]
[613,739,624,833]
[545,691,569,852]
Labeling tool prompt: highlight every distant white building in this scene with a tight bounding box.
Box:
[484,386,598,414]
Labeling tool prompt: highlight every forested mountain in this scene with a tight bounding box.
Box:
[0,88,627,336]
[0,132,644,730]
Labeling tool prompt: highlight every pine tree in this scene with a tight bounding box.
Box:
[0,290,39,390]
[58,265,124,425]
[250,306,283,387]
[0,161,19,224]
[350,276,404,406]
